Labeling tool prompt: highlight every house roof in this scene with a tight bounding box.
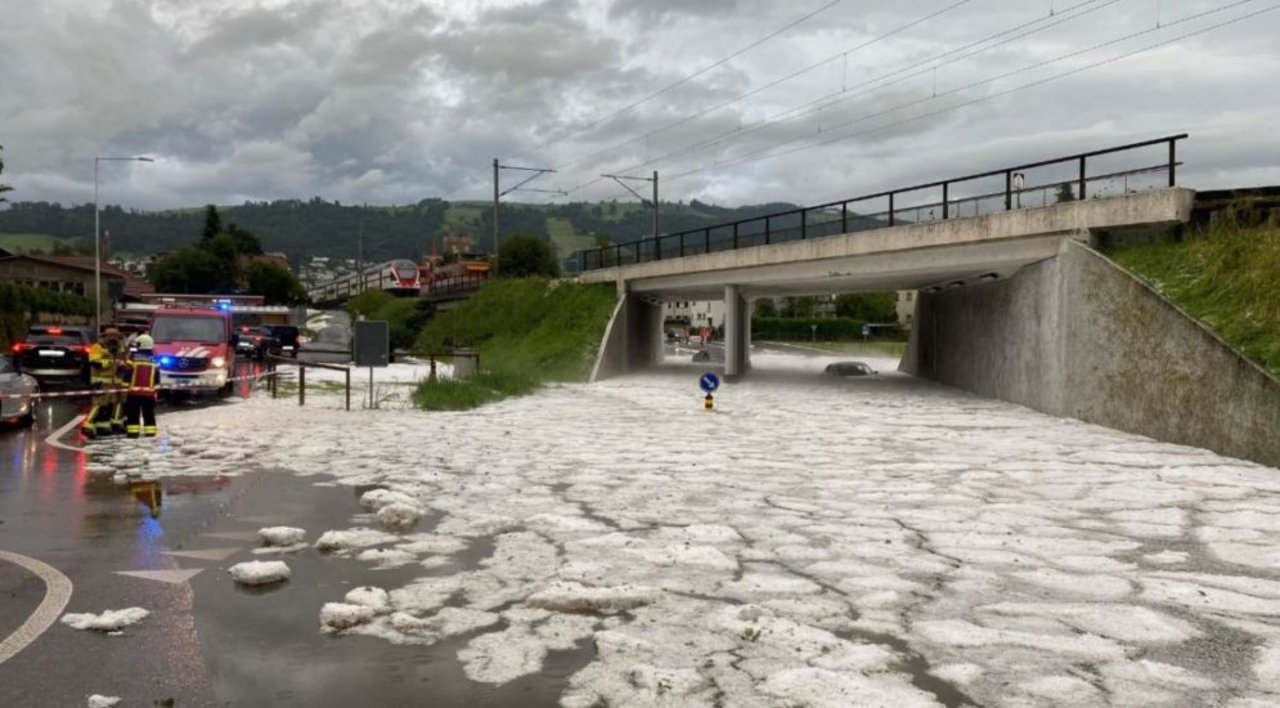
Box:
[0,253,128,278]
[120,272,155,298]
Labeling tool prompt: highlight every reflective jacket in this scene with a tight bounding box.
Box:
[123,355,159,399]
[88,343,118,386]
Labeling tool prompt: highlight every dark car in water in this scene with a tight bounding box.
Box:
[824,361,878,377]
[12,325,92,385]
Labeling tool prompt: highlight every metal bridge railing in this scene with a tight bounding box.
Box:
[575,134,1188,272]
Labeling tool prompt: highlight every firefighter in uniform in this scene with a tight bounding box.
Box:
[82,327,126,439]
[122,334,159,438]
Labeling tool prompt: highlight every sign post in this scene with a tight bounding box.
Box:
[353,320,390,409]
[699,371,720,411]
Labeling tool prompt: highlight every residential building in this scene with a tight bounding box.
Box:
[664,300,726,329]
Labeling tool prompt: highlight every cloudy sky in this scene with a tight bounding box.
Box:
[2,0,1277,211]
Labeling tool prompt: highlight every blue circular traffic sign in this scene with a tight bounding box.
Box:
[699,372,720,394]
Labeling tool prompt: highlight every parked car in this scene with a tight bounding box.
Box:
[0,356,39,426]
[264,325,300,358]
[12,325,92,385]
[234,326,277,360]
[825,361,878,377]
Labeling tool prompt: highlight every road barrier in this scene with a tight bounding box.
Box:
[0,369,283,401]
[266,356,352,411]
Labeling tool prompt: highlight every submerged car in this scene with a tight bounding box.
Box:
[12,325,92,385]
[824,361,878,377]
[0,356,39,426]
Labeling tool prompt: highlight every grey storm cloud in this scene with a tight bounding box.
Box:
[0,0,1277,212]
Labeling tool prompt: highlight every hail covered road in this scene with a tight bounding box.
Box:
[3,351,1280,707]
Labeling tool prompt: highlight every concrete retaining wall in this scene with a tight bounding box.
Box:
[590,294,663,382]
[904,239,1280,467]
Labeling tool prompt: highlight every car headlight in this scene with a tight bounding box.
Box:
[211,356,226,368]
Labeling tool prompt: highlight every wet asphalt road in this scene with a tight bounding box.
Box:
[0,372,579,707]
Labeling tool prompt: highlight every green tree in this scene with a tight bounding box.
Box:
[753,298,778,317]
[148,246,230,293]
[0,144,11,202]
[1055,183,1076,204]
[201,204,222,242]
[498,234,559,278]
[834,292,898,322]
[227,223,263,255]
[782,296,816,318]
[245,260,306,305]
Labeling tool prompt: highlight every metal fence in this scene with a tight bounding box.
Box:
[576,134,1188,272]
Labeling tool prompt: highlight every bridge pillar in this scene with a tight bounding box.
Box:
[723,285,750,380]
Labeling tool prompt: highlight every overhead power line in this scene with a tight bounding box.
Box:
[436,0,844,200]
[552,0,974,175]
[665,0,1275,182]
[560,0,1115,198]
[599,0,1120,186]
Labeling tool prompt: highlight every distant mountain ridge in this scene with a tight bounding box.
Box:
[0,198,802,265]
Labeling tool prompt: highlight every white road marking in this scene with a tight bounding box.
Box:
[161,548,240,562]
[202,531,261,542]
[236,515,294,524]
[44,413,86,452]
[0,550,74,665]
[114,569,204,584]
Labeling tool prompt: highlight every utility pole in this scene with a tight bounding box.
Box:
[492,159,564,270]
[492,158,499,255]
[602,170,660,259]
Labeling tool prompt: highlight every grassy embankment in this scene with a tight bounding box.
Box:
[1108,215,1280,379]
[770,340,908,358]
[411,278,617,410]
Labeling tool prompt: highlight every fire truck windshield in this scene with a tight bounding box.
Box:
[151,315,225,343]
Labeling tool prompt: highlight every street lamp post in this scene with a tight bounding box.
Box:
[94,156,153,332]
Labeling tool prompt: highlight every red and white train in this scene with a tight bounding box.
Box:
[308,259,422,302]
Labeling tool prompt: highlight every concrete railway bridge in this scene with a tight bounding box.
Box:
[575,135,1280,468]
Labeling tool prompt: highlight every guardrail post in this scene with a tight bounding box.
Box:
[942,182,949,219]
[1168,139,1177,187]
[299,365,305,407]
[841,203,848,233]
[888,193,895,226]
[764,216,771,245]
[1078,156,1087,199]
[1004,171,1013,210]
[800,210,807,239]
[345,367,350,411]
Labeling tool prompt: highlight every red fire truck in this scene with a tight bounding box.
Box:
[147,304,236,394]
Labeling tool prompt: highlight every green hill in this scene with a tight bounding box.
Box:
[0,197,800,265]
[0,232,70,253]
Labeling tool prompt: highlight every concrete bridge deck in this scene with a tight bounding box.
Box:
[579,188,1193,300]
